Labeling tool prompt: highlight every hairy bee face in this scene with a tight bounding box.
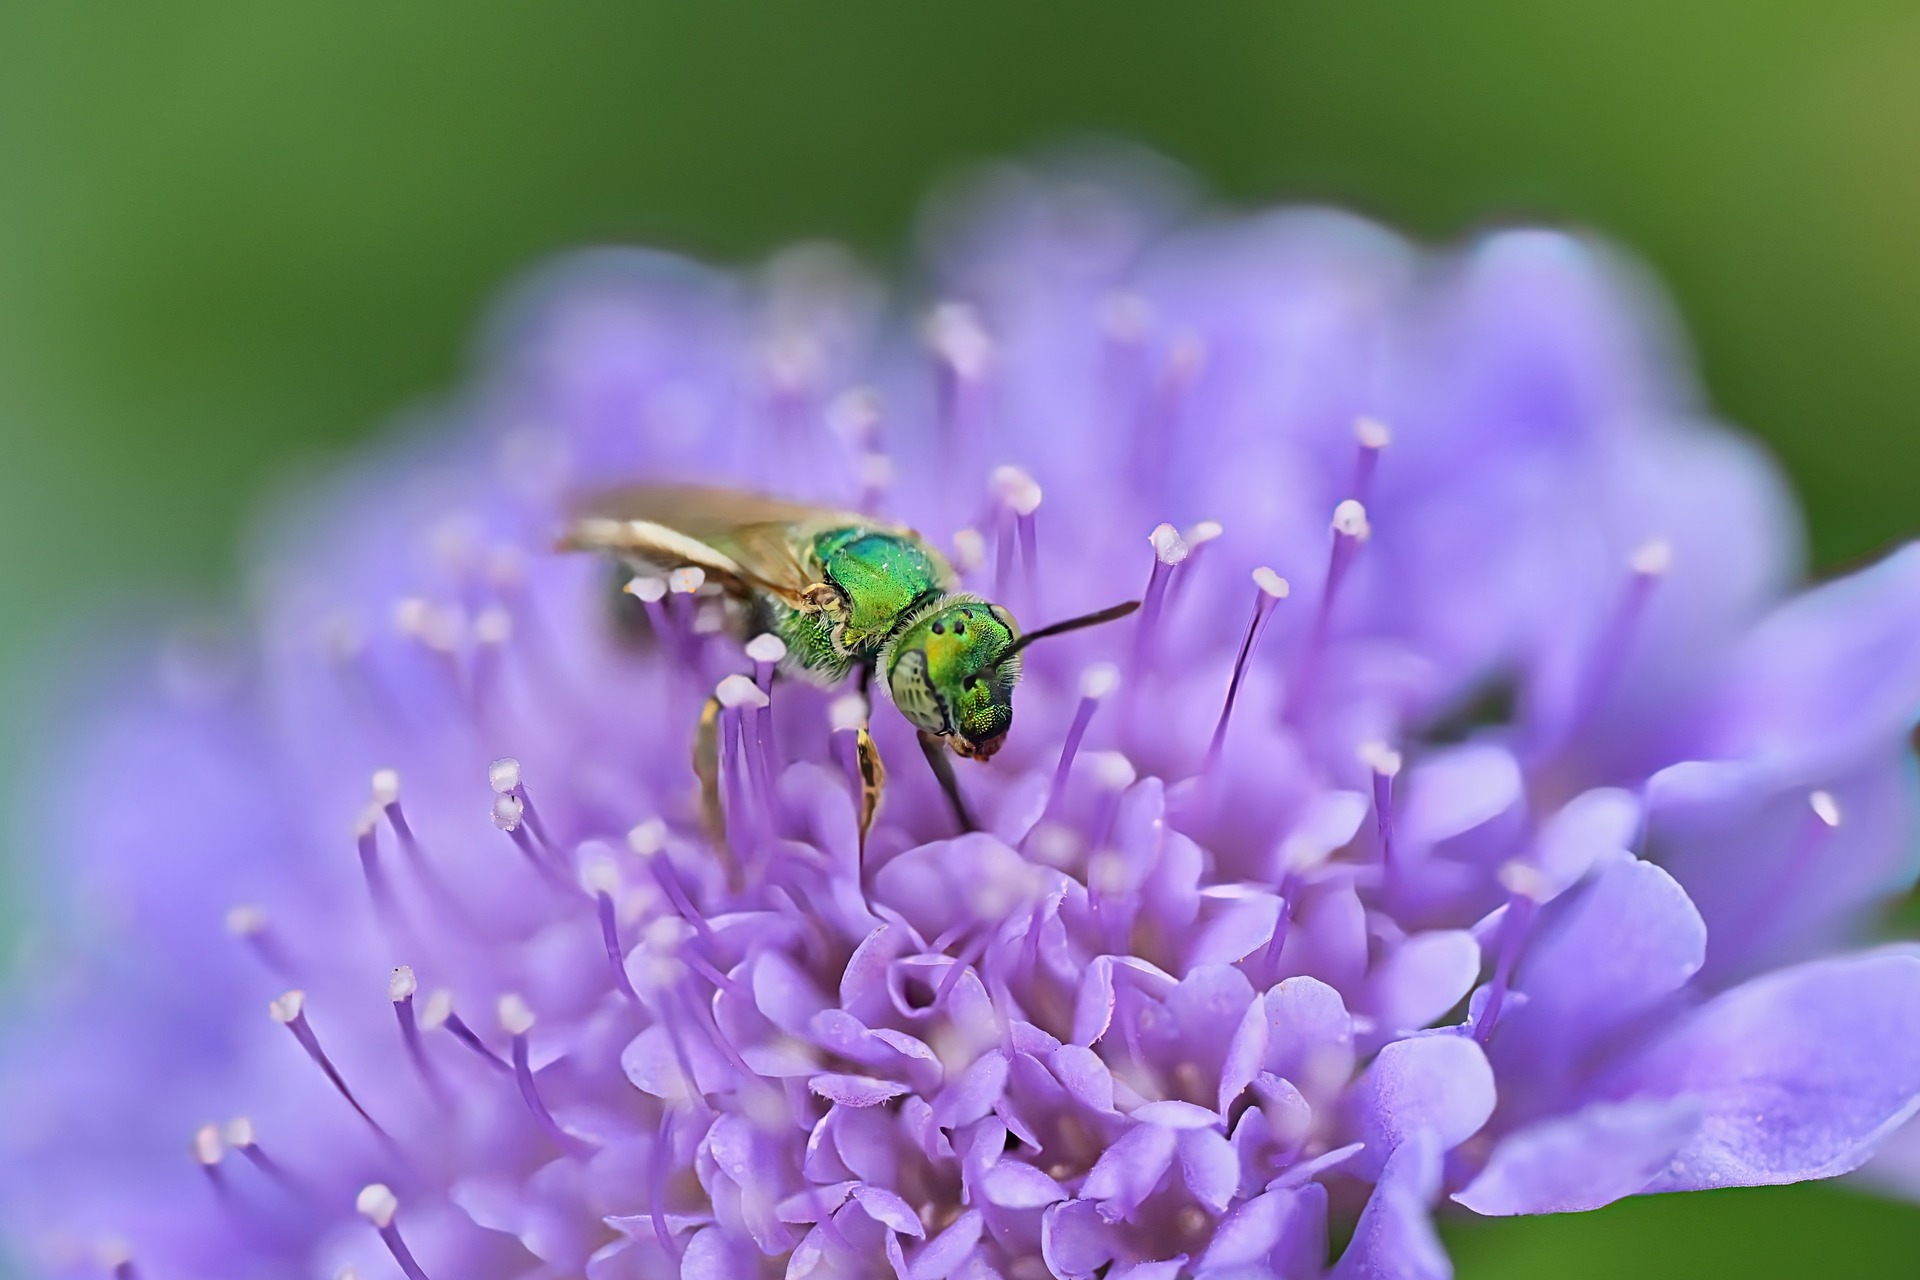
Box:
[884,599,1019,756]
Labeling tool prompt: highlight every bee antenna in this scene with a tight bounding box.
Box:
[996,600,1141,667]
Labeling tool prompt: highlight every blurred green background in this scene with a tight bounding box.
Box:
[2,1,1918,1274]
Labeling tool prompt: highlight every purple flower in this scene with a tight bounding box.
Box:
[8,149,1920,1279]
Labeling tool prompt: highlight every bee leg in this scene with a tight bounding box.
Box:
[692,694,740,887]
[854,724,885,862]
[917,729,979,834]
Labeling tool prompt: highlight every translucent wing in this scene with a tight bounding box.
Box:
[560,484,902,604]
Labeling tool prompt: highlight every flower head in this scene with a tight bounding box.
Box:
[8,151,1920,1279]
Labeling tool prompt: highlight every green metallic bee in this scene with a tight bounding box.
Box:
[562,485,1136,843]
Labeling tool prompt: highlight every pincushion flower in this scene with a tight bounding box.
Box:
[8,150,1920,1279]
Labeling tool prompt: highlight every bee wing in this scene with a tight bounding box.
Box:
[561,484,882,604]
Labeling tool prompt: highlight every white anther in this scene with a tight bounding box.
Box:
[487,545,528,589]
[627,819,668,858]
[829,693,870,734]
[581,850,621,896]
[225,904,266,937]
[1631,538,1674,577]
[827,387,883,442]
[498,993,536,1037]
[337,1268,360,1280]
[269,990,305,1024]
[991,465,1043,516]
[1167,332,1207,382]
[192,1124,224,1167]
[715,673,770,710]
[1184,519,1224,549]
[1087,751,1137,793]
[1355,416,1393,450]
[670,566,706,594]
[857,452,895,492]
[1498,860,1551,902]
[420,989,453,1031]
[394,598,462,652]
[1149,523,1190,566]
[356,1183,399,1229]
[924,302,993,381]
[1331,500,1371,541]
[491,793,525,833]
[1810,790,1842,828]
[1080,662,1121,701]
[370,769,400,808]
[1358,741,1403,778]
[1252,567,1291,599]
[1100,291,1153,343]
[487,757,521,794]
[951,528,987,574]
[388,966,418,1002]
[745,633,788,665]
[474,606,513,646]
[222,1117,255,1149]
[353,806,380,840]
[625,576,668,604]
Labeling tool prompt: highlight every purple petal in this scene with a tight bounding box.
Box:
[776,1181,857,1223]
[1262,977,1356,1105]
[1083,1122,1178,1215]
[979,1160,1070,1209]
[1401,742,1523,845]
[1179,1128,1240,1213]
[1073,955,1117,1046]
[1042,1200,1116,1277]
[1354,1034,1495,1175]
[754,949,830,1036]
[1219,997,1268,1115]
[1189,892,1284,969]
[1197,1186,1313,1271]
[933,1051,1010,1128]
[810,1073,911,1108]
[1453,1098,1702,1215]
[1701,544,1920,778]
[854,1184,927,1237]
[1331,1130,1448,1280]
[680,1225,762,1280]
[1133,1100,1222,1130]
[910,1208,983,1280]
[1052,1044,1118,1114]
[1604,951,1920,1189]
[1368,931,1480,1033]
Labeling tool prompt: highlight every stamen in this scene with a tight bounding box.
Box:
[1556,538,1672,747]
[356,1184,433,1280]
[1472,862,1550,1043]
[388,966,444,1100]
[354,811,399,923]
[97,1240,138,1280]
[488,757,553,849]
[1169,519,1224,609]
[426,991,511,1075]
[492,792,571,893]
[1132,333,1206,491]
[628,823,722,954]
[271,991,386,1134]
[990,466,1044,601]
[371,771,471,932]
[716,676,774,843]
[1204,568,1290,770]
[225,903,296,977]
[623,575,689,667]
[192,1124,226,1191]
[587,857,645,1011]
[1732,790,1843,949]
[1038,664,1120,828]
[1292,501,1371,712]
[1359,741,1403,871]
[1130,523,1190,673]
[501,995,598,1159]
[951,528,987,578]
[1085,752,1137,856]
[1350,416,1392,507]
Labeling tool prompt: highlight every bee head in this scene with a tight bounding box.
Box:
[882,598,1020,760]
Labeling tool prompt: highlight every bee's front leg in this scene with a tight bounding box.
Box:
[917,730,979,835]
[692,694,740,888]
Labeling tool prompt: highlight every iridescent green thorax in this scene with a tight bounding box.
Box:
[882,597,1021,754]
[767,525,950,684]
